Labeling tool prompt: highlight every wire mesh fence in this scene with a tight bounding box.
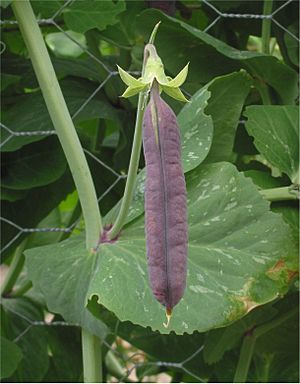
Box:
[1,0,299,382]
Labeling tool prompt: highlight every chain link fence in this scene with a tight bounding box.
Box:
[1,0,298,382]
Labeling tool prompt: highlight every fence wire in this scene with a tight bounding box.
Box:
[0,0,298,382]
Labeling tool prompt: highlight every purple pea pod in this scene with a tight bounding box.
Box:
[143,81,188,327]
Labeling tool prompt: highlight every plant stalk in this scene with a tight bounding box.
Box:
[108,89,148,239]
[234,306,298,382]
[259,186,299,201]
[9,280,33,298]
[1,239,27,296]
[261,0,273,54]
[12,0,102,250]
[233,332,256,383]
[12,1,103,382]
[108,23,161,240]
[81,328,102,383]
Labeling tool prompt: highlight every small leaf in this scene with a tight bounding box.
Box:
[162,85,189,102]
[117,65,146,87]
[167,63,189,87]
[0,337,23,379]
[63,0,126,33]
[121,84,147,98]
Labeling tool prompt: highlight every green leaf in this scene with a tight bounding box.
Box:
[97,306,205,363]
[31,0,64,17]
[1,187,28,202]
[1,171,74,259]
[203,70,252,163]
[1,297,49,382]
[0,337,23,379]
[167,63,189,87]
[203,303,277,365]
[117,65,145,87]
[244,106,299,183]
[121,84,146,98]
[0,0,12,8]
[1,78,121,152]
[136,10,298,104]
[1,73,21,91]
[45,31,87,59]
[25,162,297,335]
[272,204,299,246]
[162,84,189,102]
[284,23,299,67]
[243,170,284,190]
[63,0,126,34]
[46,322,82,382]
[1,137,67,190]
[178,86,213,173]
[24,235,108,339]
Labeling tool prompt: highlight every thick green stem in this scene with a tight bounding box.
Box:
[12,2,103,382]
[1,239,27,296]
[260,186,299,201]
[12,0,102,250]
[108,24,161,240]
[261,0,273,54]
[234,307,298,382]
[81,329,102,383]
[233,333,256,383]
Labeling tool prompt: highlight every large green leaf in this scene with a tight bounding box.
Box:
[0,337,23,379]
[1,171,74,258]
[203,70,252,163]
[244,106,299,183]
[1,137,66,190]
[136,10,298,104]
[64,0,126,34]
[25,162,297,335]
[23,237,108,339]
[1,78,121,152]
[45,321,82,382]
[1,297,49,382]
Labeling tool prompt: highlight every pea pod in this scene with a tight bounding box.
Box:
[143,81,188,327]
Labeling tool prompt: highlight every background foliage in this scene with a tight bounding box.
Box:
[1,0,299,382]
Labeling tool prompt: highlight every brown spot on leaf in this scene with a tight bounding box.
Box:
[266,259,298,283]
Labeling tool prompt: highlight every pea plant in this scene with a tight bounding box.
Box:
[1,0,299,383]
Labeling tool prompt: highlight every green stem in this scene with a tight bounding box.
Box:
[1,239,27,296]
[261,0,273,54]
[108,89,148,239]
[108,24,161,240]
[234,306,298,383]
[233,333,256,383]
[105,350,133,383]
[9,280,32,298]
[12,0,102,250]
[12,2,103,382]
[254,306,298,338]
[253,78,271,105]
[81,328,102,383]
[259,186,299,201]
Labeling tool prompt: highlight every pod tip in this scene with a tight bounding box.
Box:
[163,307,172,328]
